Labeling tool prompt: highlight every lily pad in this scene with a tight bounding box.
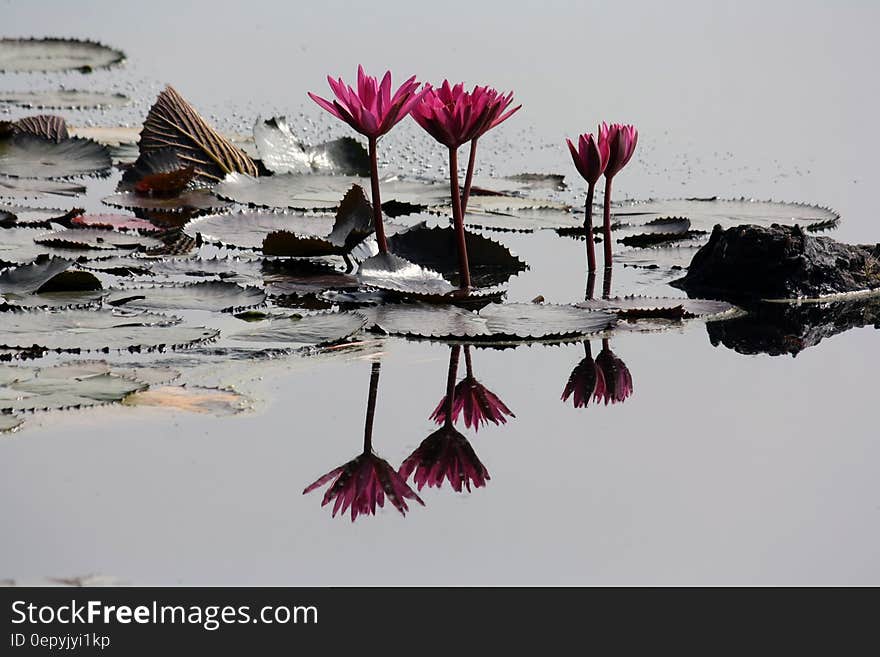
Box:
[1,290,106,310]
[386,226,527,287]
[0,227,50,266]
[0,134,111,179]
[185,210,333,250]
[0,255,73,294]
[102,190,230,212]
[364,302,616,342]
[576,296,737,320]
[254,115,370,176]
[34,228,162,251]
[0,204,82,228]
[461,206,582,233]
[0,310,218,352]
[229,312,366,347]
[358,253,457,297]
[0,367,146,413]
[0,90,129,110]
[139,86,258,185]
[612,198,841,233]
[617,217,706,248]
[107,280,266,313]
[0,414,22,433]
[0,38,125,73]
[263,264,359,297]
[70,214,160,232]
[0,176,86,199]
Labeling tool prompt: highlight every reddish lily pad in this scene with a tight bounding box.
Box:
[70,213,160,232]
[119,149,197,197]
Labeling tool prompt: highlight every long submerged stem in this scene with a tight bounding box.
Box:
[363,361,381,453]
[461,139,479,216]
[448,146,472,290]
[585,182,597,273]
[444,346,462,428]
[602,176,613,268]
[368,136,388,254]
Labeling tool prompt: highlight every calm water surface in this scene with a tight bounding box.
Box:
[1,0,878,584]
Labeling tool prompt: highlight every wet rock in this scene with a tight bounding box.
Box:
[672,224,880,299]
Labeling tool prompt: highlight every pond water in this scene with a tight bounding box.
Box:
[1,1,878,585]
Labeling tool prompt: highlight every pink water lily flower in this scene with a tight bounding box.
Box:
[561,342,606,408]
[399,424,490,493]
[430,346,514,430]
[303,362,423,521]
[411,82,520,290]
[308,65,425,139]
[303,451,423,521]
[308,66,427,254]
[599,122,638,269]
[566,126,611,276]
[594,339,634,405]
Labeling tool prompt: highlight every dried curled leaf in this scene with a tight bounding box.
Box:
[139,85,258,185]
[10,115,70,142]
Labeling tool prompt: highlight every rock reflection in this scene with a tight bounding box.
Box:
[302,361,424,521]
[400,346,490,493]
[706,294,880,357]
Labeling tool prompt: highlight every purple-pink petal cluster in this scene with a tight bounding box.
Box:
[566,125,610,185]
[399,425,490,493]
[603,122,639,179]
[303,452,424,522]
[411,81,520,148]
[308,65,426,139]
[594,347,633,405]
[561,357,607,408]
[431,376,515,430]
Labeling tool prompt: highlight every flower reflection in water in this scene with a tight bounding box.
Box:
[561,341,606,408]
[303,362,424,521]
[430,345,514,430]
[594,339,634,405]
[400,346,490,492]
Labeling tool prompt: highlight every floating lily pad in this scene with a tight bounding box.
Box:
[143,255,262,282]
[358,253,457,297]
[364,302,616,342]
[576,296,737,320]
[0,414,22,433]
[0,255,73,294]
[185,210,333,250]
[0,367,146,413]
[617,217,706,247]
[102,189,230,212]
[107,280,266,313]
[461,206,582,233]
[0,176,86,198]
[0,90,129,110]
[0,38,125,73]
[469,173,567,194]
[139,86,258,185]
[79,257,153,277]
[612,198,840,232]
[123,385,248,415]
[0,134,111,179]
[70,213,159,232]
[229,312,366,347]
[1,290,106,310]
[0,204,82,228]
[0,310,217,352]
[34,228,162,251]
[263,264,359,297]
[386,226,527,287]
[0,227,50,266]
[254,116,370,176]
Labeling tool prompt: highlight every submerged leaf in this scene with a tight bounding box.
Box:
[0,38,125,73]
[139,85,258,185]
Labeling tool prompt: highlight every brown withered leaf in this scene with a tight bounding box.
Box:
[139,85,258,185]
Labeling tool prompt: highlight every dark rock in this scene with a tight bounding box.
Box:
[706,295,880,357]
[672,223,880,299]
